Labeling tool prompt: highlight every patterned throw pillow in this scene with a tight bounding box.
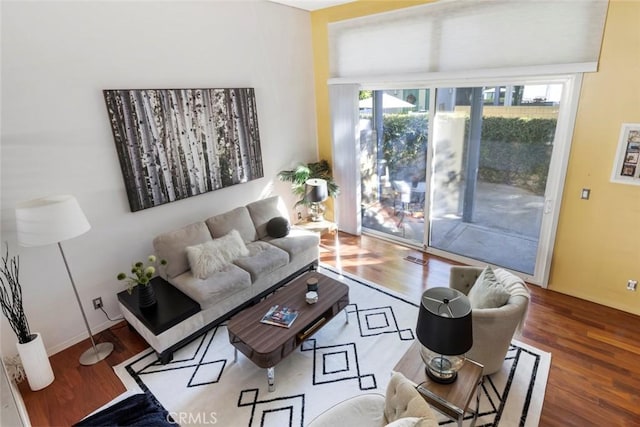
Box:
[467,266,511,309]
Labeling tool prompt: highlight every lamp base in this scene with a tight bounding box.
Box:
[425,366,458,384]
[79,342,114,366]
[421,351,464,384]
[309,202,326,222]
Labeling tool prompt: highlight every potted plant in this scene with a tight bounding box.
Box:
[0,243,54,390]
[117,255,167,309]
[278,159,340,208]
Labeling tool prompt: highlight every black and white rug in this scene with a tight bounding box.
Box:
[114,266,550,426]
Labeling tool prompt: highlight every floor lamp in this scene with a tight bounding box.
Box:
[15,195,114,366]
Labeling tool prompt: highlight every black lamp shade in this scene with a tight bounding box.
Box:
[416,287,473,356]
[305,178,328,203]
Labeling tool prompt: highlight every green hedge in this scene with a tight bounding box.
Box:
[476,117,555,194]
[373,114,556,195]
[381,113,428,181]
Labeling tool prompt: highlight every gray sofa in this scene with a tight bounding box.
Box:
[119,196,320,363]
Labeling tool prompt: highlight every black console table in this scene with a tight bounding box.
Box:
[117,276,200,339]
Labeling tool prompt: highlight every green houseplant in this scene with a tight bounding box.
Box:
[278,159,339,207]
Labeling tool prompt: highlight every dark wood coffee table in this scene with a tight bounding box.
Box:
[227,271,349,391]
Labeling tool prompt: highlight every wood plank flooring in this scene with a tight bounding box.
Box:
[15,233,640,426]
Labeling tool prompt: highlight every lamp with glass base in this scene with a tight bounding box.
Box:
[305,178,328,222]
[415,287,473,384]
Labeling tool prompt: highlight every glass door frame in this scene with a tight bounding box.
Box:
[362,73,583,287]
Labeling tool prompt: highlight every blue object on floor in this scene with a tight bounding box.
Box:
[73,393,174,427]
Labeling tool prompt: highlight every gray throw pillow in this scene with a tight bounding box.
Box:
[467,266,511,309]
[266,217,290,238]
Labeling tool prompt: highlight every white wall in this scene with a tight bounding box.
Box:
[0,0,318,356]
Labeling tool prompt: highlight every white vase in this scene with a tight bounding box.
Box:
[16,333,54,391]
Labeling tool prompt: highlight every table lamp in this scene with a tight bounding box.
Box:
[415,287,472,383]
[305,178,328,222]
[15,195,114,365]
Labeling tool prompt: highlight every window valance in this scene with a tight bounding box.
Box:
[328,0,609,80]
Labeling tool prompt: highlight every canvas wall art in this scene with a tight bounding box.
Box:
[104,88,264,211]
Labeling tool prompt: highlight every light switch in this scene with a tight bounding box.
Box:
[581,188,590,200]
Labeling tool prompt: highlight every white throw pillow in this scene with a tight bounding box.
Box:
[186,229,249,280]
[467,266,511,309]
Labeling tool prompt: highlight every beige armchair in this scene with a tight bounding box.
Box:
[449,266,530,376]
[307,372,438,427]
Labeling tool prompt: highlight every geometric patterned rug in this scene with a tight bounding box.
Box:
[113,265,550,426]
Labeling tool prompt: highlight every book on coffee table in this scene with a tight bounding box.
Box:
[260,305,299,328]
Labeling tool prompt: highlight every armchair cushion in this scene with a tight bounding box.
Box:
[386,418,435,427]
[467,266,511,309]
[308,372,438,427]
[384,372,438,425]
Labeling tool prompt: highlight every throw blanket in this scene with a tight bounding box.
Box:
[73,393,173,427]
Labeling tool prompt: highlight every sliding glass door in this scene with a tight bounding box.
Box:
[360,89,429,246]
[429,84,562,275]
[354,78,577,284]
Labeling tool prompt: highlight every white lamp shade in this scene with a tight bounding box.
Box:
[15,195,91,247]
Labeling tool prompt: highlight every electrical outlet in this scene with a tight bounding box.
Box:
[581,188,590,200]
[627,280,637,291]
[92,297,103,309]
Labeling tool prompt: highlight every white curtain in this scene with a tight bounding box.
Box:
[328,0,609,80]
[329,84,360,235]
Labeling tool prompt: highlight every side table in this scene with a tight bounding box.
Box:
[393,341,483,427]
[294,219,337,235]
[117,276,201,363]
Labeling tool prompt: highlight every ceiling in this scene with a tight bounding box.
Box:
[267,0,356,11]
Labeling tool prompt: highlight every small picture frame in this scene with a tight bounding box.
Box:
[611,123,640,186]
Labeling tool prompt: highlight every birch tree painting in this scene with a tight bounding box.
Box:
[104,88,264,212]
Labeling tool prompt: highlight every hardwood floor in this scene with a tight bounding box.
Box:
[16,233,640,426]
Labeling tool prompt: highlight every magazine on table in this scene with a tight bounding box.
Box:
[260,305,299,328]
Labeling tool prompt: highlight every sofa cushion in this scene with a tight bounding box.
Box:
[246,196,290,240]
[205,206,257,243]
[153,222,213,279]
[468,266,511,309]
[186,230,250,279]
[266,216,290,238]
[265,228,320,258]
[170,264,252,308]
[233,241,289,282]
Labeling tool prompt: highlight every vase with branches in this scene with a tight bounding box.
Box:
[278,159,339,208]
[0,244,33,344]
[0,243,55,390]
